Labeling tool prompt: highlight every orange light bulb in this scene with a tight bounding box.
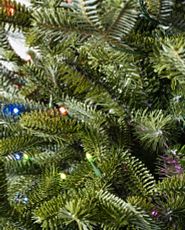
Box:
[58,106,68,116]
[6,6,15,16]
[66,0,72,3]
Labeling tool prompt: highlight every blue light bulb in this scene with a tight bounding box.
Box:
[14,192,29,204]
[2,103,26,118]
[13,152,23,160]
[22,196,29,204]
[13,107,20,115]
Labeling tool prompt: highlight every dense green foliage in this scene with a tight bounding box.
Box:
[1,0,185,229]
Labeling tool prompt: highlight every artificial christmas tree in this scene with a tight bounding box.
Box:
[1,0,185,229]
